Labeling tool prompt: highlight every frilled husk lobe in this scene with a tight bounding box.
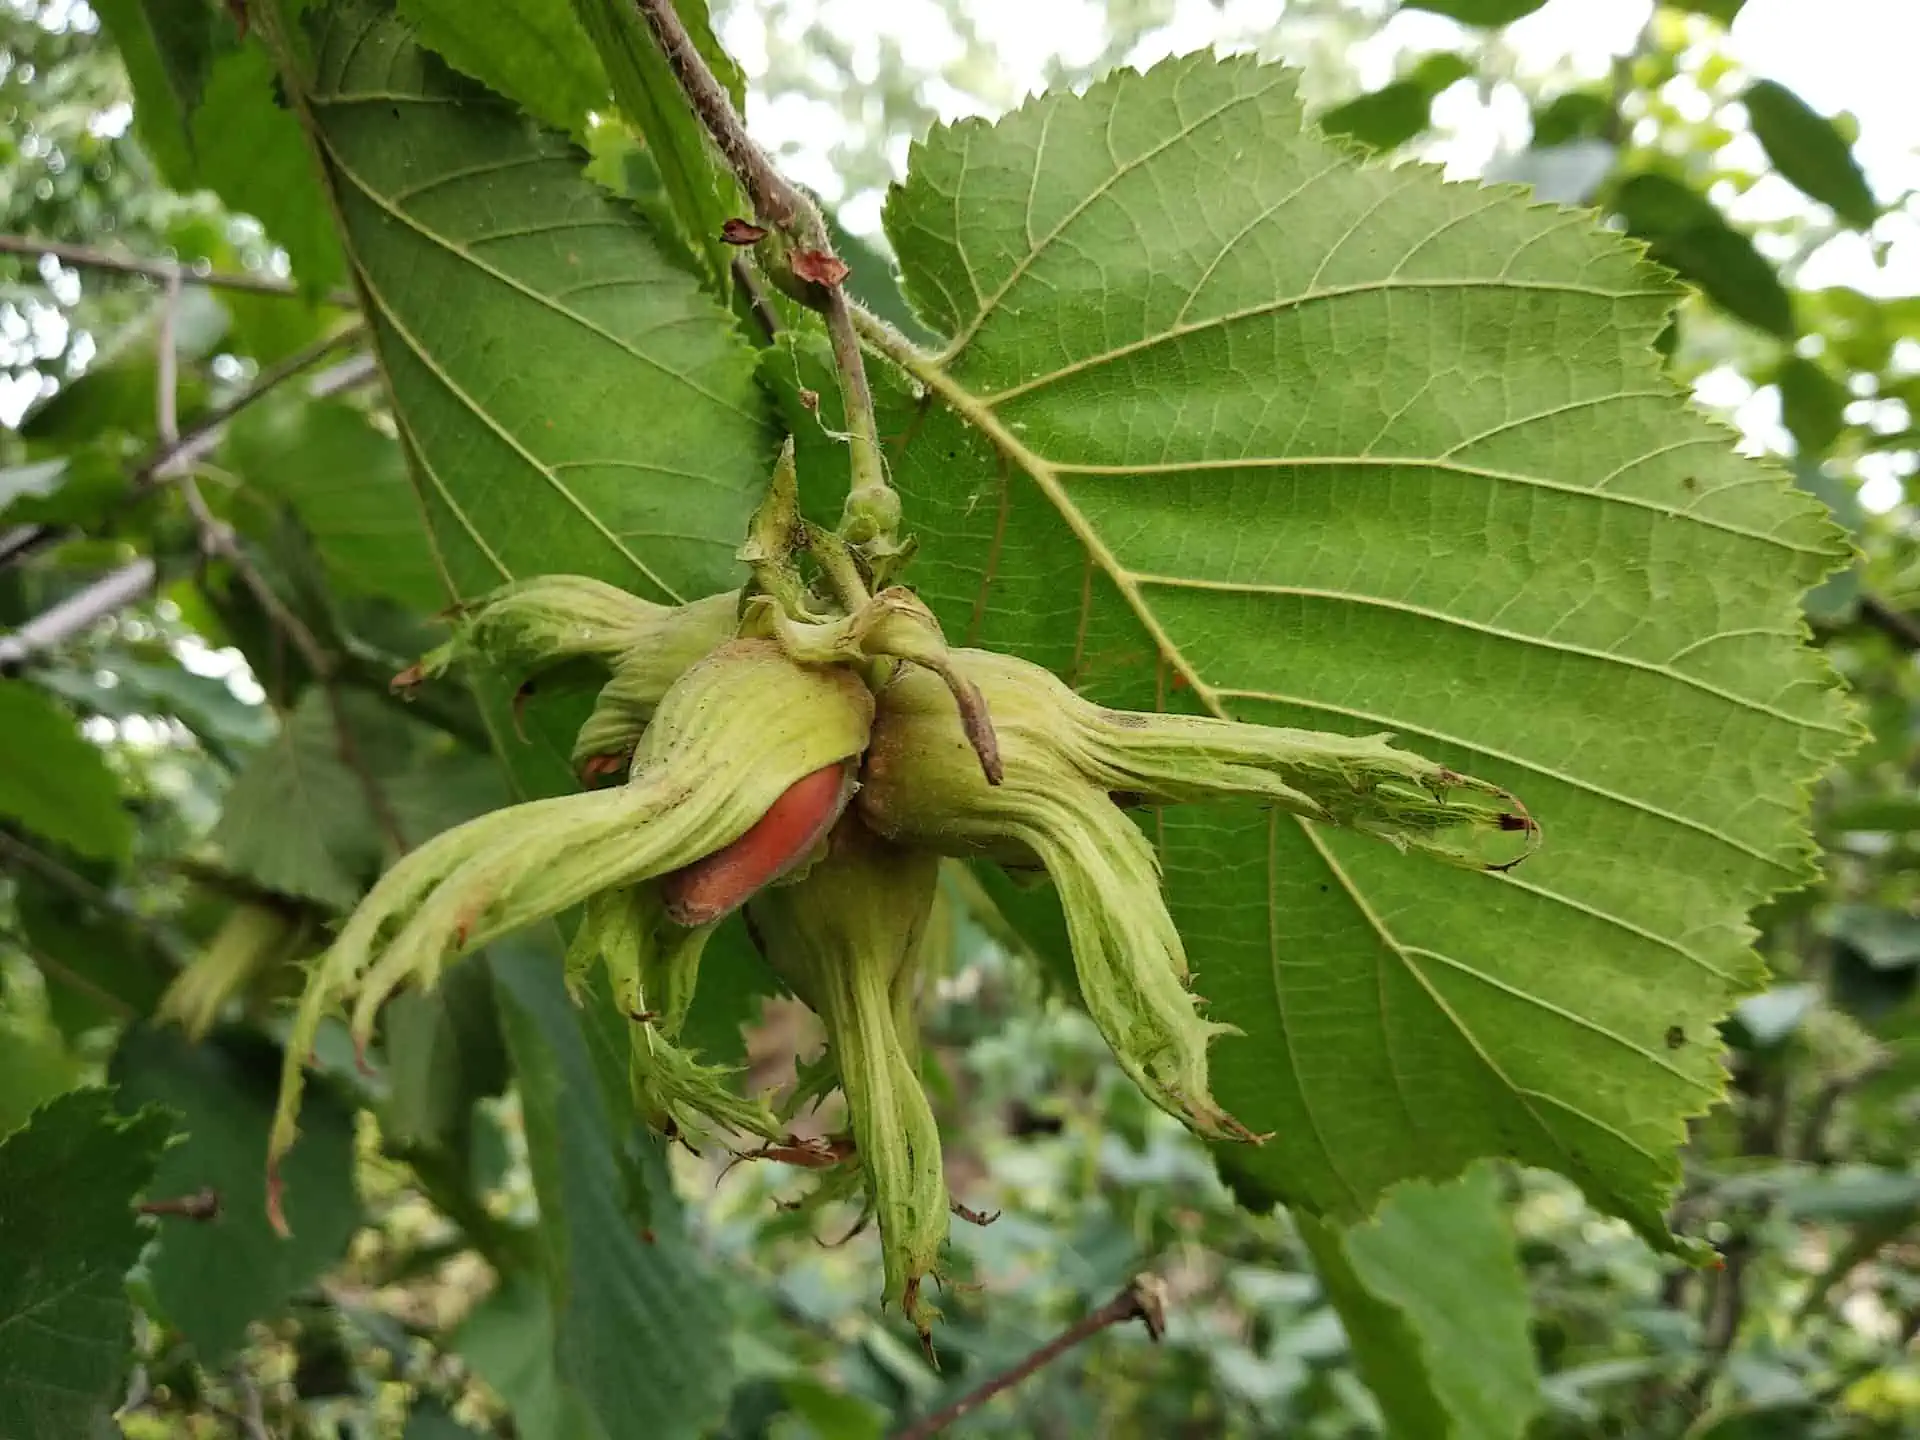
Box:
[269,639,873,1204]
[857,650,1534,1141]
[746,818,946,1342]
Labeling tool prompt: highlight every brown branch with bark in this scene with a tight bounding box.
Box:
[630,0,891,543]
[889,1277,1168,1440]
[0,233,357,307]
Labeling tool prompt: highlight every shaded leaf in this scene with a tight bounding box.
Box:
[17,287,225,443]
[223,394,445,611]
[382,960,509,1154]
[1744,80,1877,229]
[1531,90,1614,148]
[189,42,347,292]
[1670,0,1746,21]
[277,0,769,606]
[571,0,749,296]
[1302,1164,1540,1440]
[1614,173,1795,337]
[398,0,609,137]
[0,682,132,862]
[1319,53,1472,153]
[0,1090,172,1440]
[1825,904,1920,970]
[1776,356,1847,457]
[452,1272,599,1440]
[91,6,343,290]
[210,688,379,908]
[1404,0,1549,23]
[490,947,735,1440]
[403,1401,490,1440]
[873,54,1850,1243]
[1728,984,1820,1047]
[110,1026,361,1362]
[88,0,220,179]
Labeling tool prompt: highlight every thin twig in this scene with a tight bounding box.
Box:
[631,0,892,537]
[0,233,357,307]
[3,929,138,1019]
[175,477,408,854]
[889,1277,1167,1440]
[154,292,407,859]
[0,558,159,668]
[1861,593,1920,652]
[234,1370,271,1440]
[0,324,365,572]
[0,830,187,963]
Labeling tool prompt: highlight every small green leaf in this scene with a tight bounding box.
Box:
[91,6,343,290]
[397,0,609,137]
[490,948,736,1440]
[0,1090,173,1439]
[382,961,510,1154]
[279,0,770,606]
[224,396,445,611]
[88,0,221,178]
[110,1026,361,1362]
[1319,54,1472,152]
[571,0,749,295]
[1744,80,1877,229]
[0,682,132,862]
[1614,172,1795,337]
[189,43,347,292]
[1403,0,1549,23]
[210,688,380,908]
[1776,356,1848,457]
[1669,0,1746,22]
[1531,90,1614,148]
[1302,1164,1541,1440]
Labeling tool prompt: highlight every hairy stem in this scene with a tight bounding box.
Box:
[629,0,893,549]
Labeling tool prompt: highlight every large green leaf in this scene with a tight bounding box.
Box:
[1743,80,1877,230]
[0,682,132,863]
[869,54,1852,1243]
[0,1090,172,1439]
[490,947,735,1440]
[269,0,770,607]
[110,1026,361,1362]
[1302,1164,1541,1439]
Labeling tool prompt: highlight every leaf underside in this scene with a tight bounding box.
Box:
[868,53,1854,1242]
[288,0,771,610]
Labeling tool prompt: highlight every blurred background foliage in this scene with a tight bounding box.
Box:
[1,0,1918,1436]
